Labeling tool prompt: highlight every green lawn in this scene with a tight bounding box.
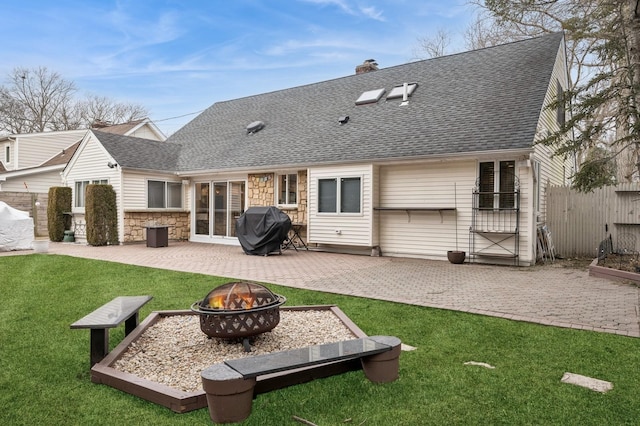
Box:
[1,254,639,425]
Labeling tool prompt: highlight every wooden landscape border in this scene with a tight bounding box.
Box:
[589,258,640,285]
[90,305,367,413]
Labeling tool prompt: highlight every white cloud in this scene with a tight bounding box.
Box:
[262,38,361,57]
[104,5,185,54]
[300,0,355,15]
[299,0,384,21]
[359,5,385,21]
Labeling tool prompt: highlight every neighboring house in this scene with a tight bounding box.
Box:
[62,33,573,265]
[0,129,86,193]
[0,119,165,236]
[62,130,187,243]
[90,118,167,141]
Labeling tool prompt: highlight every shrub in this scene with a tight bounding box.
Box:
[85,184,119,246]
[47,187,71,242]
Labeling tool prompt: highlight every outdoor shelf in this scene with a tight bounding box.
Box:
[471,230,518,234]
[470,252,518,258]
[374,207,456,223]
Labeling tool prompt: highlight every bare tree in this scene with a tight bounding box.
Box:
[77,94,148,127]
[0,67,76,133]
[412,28,453,59]
[0,66,149,134]
[463,8,536,50]
[0,86,29,134]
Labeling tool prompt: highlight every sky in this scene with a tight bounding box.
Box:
[1,0,476,136]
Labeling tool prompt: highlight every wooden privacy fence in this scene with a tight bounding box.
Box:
[546,183,640,257]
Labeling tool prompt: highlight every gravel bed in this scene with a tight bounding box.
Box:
[113,310,357,392]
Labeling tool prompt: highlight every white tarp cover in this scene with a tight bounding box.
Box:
[0,201,34,251]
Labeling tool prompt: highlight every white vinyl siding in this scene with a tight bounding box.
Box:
[309,165,373,246]
[122,172,148,209]
[12,130,85,170]
[63,134,123,240]
[378,160,533,264]
[0,170,63,193]
[128,127,163,141]
[64,136,121,211]
[517,162,532,263]
[533,40,574,223]
[121,172,184,210]
[378,161,475,259]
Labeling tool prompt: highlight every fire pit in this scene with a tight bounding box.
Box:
[190,282,286,351]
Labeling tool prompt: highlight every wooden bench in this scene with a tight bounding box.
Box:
[71,296,152,367]
[200,335,401,424]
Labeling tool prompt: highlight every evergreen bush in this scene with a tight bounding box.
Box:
[47,187,71,242]
[85,184,119,246]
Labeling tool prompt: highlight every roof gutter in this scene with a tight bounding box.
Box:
[174,148,535,177]
[117,165,181,175]
[1,164,65,179]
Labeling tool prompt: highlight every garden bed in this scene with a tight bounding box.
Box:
[588,256,640,285]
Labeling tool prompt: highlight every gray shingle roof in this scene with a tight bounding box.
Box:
[168,33,564,173]
[93,119,144,135]
[93,130,181,171]
[40,141,81,167]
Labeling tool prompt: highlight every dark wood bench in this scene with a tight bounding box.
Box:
[201,335,401,424]
[71,296,152,367]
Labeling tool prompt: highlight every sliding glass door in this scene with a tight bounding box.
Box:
[195,180,245,238]
[195,182,210,235]
[229,181,244,237]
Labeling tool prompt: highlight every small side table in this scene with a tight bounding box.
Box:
[145,225,169,247]
[283,223,308,251]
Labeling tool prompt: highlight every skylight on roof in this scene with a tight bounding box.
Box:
[355,88,385,105]
[386,83,418,100]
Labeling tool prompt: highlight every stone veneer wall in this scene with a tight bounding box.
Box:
[124,211,190,243]
[247,171,308,239]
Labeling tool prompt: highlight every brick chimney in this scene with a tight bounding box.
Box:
[356,59,378,74]
[91,119,110,129]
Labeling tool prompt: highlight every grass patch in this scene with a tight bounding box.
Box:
[1,254,639,425]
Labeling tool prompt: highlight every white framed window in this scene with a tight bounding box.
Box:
[318,176,362,214]
[277,173,298,206]
[75,179,108,208]
[478,161,516,209]
[5,145,10,163]
[148,180,182,209]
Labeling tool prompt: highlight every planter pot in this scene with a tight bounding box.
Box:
[447,250,466,264]
[32,240,49,253]
[201,364,256,423]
